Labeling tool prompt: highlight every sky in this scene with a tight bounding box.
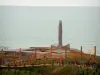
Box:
[0,6,100,55]
[0,0,100,6]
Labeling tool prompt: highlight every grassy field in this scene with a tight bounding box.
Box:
[0,65,100,75]
[1,49,100,75]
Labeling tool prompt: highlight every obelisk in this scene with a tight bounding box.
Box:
[58,20,62,48]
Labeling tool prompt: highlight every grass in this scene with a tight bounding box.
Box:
[0,65,100,75]
[1,49,100,75]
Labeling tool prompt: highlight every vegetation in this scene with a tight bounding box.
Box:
[1,47,100,75]
[0,65,100,75]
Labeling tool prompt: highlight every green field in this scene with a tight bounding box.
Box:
[0,65,100,75]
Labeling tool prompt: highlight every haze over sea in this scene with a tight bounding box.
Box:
[0,6,100,55]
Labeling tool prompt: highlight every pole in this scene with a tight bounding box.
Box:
[50,46,52,64]
[81,46,82,61]
[65,48,67,64]
[19,48,22,66]
[59,55,62,66]
[94,46,96,62]
[64,44,70,65]
[35,49,37,60]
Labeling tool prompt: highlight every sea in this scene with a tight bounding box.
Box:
[0,6,100,55]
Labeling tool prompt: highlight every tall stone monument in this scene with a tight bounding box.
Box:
[58,20,62,48]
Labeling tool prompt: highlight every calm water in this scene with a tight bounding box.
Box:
[0,6,100,55]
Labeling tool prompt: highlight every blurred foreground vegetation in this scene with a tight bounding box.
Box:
[0,65,100,75]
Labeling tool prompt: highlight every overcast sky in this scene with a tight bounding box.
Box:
[0,6,100,55]
[0,0,100,6]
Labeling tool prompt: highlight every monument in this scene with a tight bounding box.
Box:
[58,20,62,48]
